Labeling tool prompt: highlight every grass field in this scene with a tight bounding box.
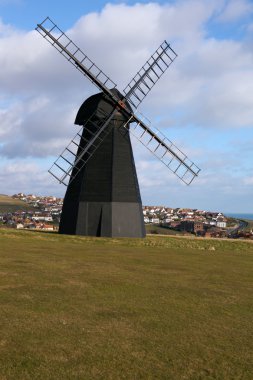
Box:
[0,194,30,213]
[0,229,252,379]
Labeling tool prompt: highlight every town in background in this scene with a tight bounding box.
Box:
[0,193,252,239]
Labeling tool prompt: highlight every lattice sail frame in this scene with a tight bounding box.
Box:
[126,113,200,185]
[36,17,200,186]
[49,107,131,186]
[36,17,117,96]
[123,41,177,109]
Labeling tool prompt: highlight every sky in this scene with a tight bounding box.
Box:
[0,0,253,213]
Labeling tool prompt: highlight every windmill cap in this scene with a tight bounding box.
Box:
[75,88,133,126]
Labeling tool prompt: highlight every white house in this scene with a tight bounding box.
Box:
[217,221,227,228]
[150,218,160,224]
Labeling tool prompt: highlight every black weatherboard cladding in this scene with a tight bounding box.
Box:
[59,90,145,237]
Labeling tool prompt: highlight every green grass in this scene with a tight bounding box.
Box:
[0,194,31,213]
[0,229,253,379]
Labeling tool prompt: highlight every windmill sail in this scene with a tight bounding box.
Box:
[36,17,117,100]
[123,41,177,109]
[127,112,200,185]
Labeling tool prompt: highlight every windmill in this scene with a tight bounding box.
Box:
[36,17,200,238]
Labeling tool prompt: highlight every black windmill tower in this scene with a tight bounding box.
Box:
[36,17,200,238]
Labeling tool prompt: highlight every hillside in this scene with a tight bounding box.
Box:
[146,223,191,236]
[0,229,252,379]
[0,194,31,213]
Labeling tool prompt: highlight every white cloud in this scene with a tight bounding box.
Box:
[0,160,64,197]
[0,95,78,158]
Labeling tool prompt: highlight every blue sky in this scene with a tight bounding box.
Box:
[0,0,253,213]
[1,0,173,30]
